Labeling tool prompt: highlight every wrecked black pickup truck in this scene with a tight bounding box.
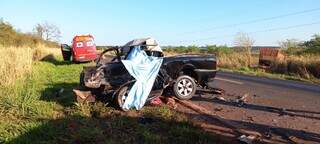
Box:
[80,38,217,110]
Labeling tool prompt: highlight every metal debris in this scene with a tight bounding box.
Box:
[238,135,256,144]
[235,93,249,106]
[73,89,96,103]
[215,96,226,101]
[247,116,254,122]
[214,107,223,111]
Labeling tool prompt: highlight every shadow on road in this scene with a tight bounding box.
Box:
[193,96,320,120]
[178,110,320,144]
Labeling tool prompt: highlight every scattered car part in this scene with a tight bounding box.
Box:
[174,97,262,137]
[73,89,96,103]
[238,135,256,144]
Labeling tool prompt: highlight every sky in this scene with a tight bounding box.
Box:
[0,0,320,46]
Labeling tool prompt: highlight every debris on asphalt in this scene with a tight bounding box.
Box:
[215,96,226,101]
[237,93,249,102]
[264,129,272,139]
[238,135,256,144]
[73,89,96,103]
[209,87,225,95]
[198,87,225,95]
[174,97,262,138]
[270,128,299,143]
[214,107,223,112]
[235,93,249,106]
[247,116,254,122]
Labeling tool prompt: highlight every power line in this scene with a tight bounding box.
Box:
[183,7,320,35]
[179,21,320,43]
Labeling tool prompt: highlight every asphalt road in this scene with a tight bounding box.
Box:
[209,71,320,111]
[187,71,320,143]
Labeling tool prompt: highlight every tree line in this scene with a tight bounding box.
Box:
[164,32,320,56]
[0,18,60,47]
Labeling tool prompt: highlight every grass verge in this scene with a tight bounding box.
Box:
[0,52,222,143]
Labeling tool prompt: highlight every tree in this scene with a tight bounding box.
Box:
[279,39,302,55]
[234,32,255,67]
[304,34,320,54]
[33,22,61,42]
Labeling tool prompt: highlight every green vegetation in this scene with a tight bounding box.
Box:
[0,20,220,143]
[304,34,320,54]
[164,45,233,55]
[163,34,320,55]
[0,19,58,47]
[162,35,320,84]
[0,17,318,143]
[279,34,320,55]
[0,54,222,143]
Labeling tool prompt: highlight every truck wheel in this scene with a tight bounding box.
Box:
[173,75,196,100]
[116,83,133,111]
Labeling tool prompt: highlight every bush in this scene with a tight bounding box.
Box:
[0,46,33,86]
[163,45,233,55]
[0,45,60,86]
[217,52,258,69]
[269,55,320,79]
[0,20,58,48]
[207,45,234,55]
[303,34,320,54]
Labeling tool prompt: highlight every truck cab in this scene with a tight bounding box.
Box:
[61,35,98,62]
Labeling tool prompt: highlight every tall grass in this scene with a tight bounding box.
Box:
[217,53,259,69]
[270,55,320,79]
[0,45,61,140]
[0,45,59,86]
[0,46,33,86]
[219,52,320,81]
[0,45,60,113]
[164,47,320,82]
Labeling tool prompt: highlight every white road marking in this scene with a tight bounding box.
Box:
[215,77,244,85]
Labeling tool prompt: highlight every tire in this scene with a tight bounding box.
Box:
[173,75,196,100]
[116,84,132,111]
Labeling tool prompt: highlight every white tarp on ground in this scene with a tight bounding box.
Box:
[121,39,163,110]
